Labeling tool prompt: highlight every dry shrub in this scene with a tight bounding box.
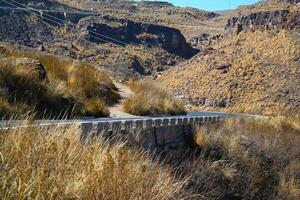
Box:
[178,117,300,200]
[67,62,119,104]
[160,30,300,116]
[0,125,187,200]
[0,59,80,119]
[0,46,120,118]
[82,98,109,117]
[124,80,186,116]
[0,97,29,117]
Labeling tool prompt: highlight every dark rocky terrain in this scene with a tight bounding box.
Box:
[57,0,224,40]
[0,0,200,80]
[226,9,300,34]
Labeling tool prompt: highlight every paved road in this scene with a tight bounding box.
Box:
[0,112,225,128]
[0,111,269,129]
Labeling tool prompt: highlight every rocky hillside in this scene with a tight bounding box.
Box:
[0,0,76,11]
[0,0,198,81]
[226,9,300,35]
[56,0,224,40]
[159,0,300,116]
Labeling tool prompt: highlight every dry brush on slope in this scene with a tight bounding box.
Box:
[0,46,119,119]
[123,80,186,116]
[1,117,299,200]
[163,117,300,200]
[159,30,300,116]
[0,124,187,200]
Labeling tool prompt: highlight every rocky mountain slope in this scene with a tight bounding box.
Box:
[1,0,299,116]
[159,0,300,116]
[0,0,198,81]
[56,0,225,40]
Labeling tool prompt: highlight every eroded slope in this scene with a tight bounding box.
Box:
[160,30,300,115]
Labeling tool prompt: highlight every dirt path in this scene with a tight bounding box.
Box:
[108,83,138,118]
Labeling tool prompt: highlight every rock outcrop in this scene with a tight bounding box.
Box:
[226,10,300,34]
[80,15,199,58]
[0,57,47,81]
[189,33,223,49]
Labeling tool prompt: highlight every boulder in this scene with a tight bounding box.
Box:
[79,15,199,59]
[4,58,47,81]
[225,10,300,34]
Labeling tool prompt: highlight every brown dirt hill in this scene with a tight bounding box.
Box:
[56,0,223,40]
[238,0,300,14]
[159,30,300,116]
[0,1,198,81]
[159,0,300,116]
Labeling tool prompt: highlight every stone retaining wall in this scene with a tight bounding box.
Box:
[80,116,221,150]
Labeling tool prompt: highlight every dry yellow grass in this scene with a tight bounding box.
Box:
[123,80,186,116]
[238,0,300,14]
[0,117,299,200]
[0,124,187,200]
[0,46,120,118]
[187,117,300,199]
[160,30,300,115]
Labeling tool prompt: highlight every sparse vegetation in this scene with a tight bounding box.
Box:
[0,124,187,200]
[123,80,186,116]
[0,46,120,119]
[169,117,300,200]
[1,116,299,200]
[160,30,300,115]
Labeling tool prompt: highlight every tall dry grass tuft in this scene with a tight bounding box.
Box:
[124,80,186,116]
[177,117,300,200]
[0,46,120,118]
[0,124,187,200]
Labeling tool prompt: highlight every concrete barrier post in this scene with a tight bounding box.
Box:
[170,118,176,126]
[144,119,153,128]
[161,118,171,145]
[111,121,122,134]
[169,118,183,146]
[194,117,200,125]
[155,119,167,146]
[182,117,188,125]
[189,117,194,124]
[80,122,93,141]
[123,120,134,130]
[144,119,157,147]
[182,117,192,143]
[96,122,110,138]
[177,118,183,125]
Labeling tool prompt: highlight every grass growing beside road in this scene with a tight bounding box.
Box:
[0,46,119,118]
[0,116,299,199]
[123,80,186,116]
[0,124,187,200]
[172,116,300,200]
